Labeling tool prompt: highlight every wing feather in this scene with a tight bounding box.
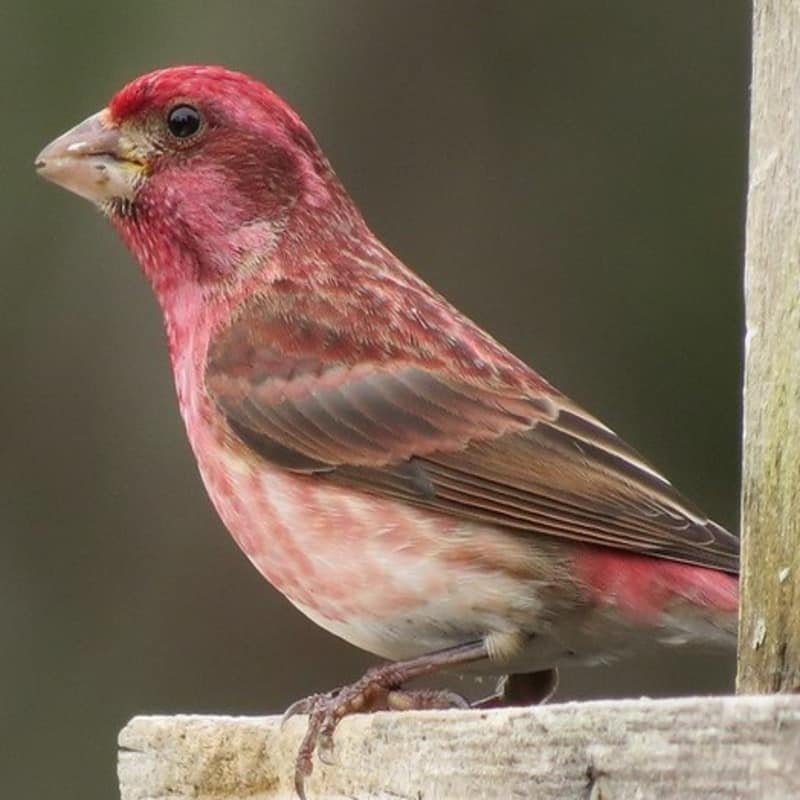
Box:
[206,297,738,573]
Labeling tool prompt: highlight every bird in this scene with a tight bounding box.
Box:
[36,65,738,797]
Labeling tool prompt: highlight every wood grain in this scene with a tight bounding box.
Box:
[739,0,800,693]
[118,696,800,799]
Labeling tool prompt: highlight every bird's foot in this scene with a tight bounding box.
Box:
[472,668,559,709]
[285,669,468,798]
[283,641,487,799]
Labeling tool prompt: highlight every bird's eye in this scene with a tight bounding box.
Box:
[166,105,202,139]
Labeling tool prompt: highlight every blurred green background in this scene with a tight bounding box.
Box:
[2,2,748,798]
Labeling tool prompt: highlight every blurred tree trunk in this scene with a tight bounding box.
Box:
[738,0,800,694]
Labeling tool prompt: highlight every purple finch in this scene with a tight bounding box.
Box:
[37,66,738,796]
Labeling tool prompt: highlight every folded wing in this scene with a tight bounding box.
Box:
[206,294,739,573]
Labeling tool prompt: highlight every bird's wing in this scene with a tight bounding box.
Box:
[205,292,738,573]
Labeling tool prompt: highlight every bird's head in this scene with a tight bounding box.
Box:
[36,66,349,297]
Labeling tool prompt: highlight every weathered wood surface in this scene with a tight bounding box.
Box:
[738,0,800,693]
[118,695,800,800]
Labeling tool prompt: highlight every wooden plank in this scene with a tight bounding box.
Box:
[739,0,800,693]
[118,695,800,800]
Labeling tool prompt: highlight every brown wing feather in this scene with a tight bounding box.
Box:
[206,298,739,574]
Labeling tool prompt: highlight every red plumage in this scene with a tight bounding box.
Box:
[37,65,738,796]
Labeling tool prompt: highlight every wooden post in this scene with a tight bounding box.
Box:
[738,0,800,693]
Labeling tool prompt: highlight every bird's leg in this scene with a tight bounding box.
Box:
[472,668,559,709]
[285,640,488,799]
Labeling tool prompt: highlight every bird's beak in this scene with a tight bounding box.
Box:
[35,109,145,207]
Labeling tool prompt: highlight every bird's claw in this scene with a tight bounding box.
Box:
[316,729,338,767]
[282,692,325,729]
[472,668,559,709]
[289,688,357,799]
[288,677,469,798]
